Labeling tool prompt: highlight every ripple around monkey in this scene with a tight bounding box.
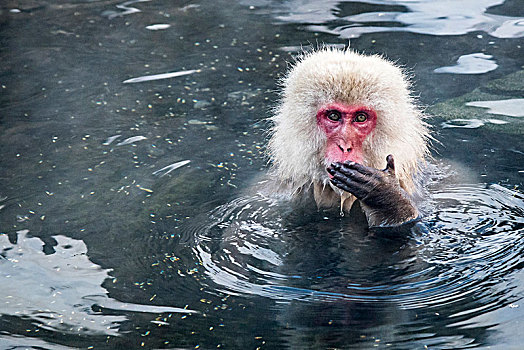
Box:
[267,48,430,227]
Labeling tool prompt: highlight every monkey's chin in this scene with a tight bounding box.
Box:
[328,181,356,213]
[328,180,345,197]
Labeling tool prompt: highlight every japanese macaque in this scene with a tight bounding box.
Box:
[267,48,430,227]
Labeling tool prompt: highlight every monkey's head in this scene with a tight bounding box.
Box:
[268,48,429,201]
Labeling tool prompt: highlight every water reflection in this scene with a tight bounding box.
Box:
[434,53,498,74]
[441,118,507,129]
[188,183,524,347]
[102,0,151,20]
[466,98,524,117]
[246,0,524,39]
[192,183,523,303]
[0,335,74,350]
[0,230,195,336]
[1,0,523,347]
[122,69,198,84]
[145,24,171,31]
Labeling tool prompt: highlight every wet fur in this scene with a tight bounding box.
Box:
[267,48,430,210]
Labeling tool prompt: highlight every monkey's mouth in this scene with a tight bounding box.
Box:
[324,159,336,180]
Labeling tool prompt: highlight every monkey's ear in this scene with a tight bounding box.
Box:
[384,154,396,176]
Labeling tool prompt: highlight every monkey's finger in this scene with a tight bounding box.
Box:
[327,166,348,180]
[339,161,377,177]
[330,177,367,199]
[333,166,370,184]
[330,177,351,192]
[330,163,380,188]
[331,168,372,187]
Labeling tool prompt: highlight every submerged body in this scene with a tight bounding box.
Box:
[267,48,430,227]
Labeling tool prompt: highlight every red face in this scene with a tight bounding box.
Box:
[316,103,377,166]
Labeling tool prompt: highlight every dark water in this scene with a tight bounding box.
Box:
[1,0,523,349]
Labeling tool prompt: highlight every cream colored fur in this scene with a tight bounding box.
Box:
[267,48,429,209]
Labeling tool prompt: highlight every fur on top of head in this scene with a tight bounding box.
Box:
[268,48,429,194]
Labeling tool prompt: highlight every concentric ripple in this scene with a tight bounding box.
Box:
[190,184,524,313]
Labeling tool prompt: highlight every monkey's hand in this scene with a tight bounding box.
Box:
[327,155,419,227]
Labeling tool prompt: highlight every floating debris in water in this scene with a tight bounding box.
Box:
[116,136,147,146]
[103,134,122,145]
[102,0,150,20]
[137,185,153,193]
[187,119,208,125]
[153,160,191,177]
[123,70,198,84]
[146,24,171,31]
[193,100,211,109]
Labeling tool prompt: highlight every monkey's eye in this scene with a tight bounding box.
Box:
[327,111,342,122]
[354,112,368,123]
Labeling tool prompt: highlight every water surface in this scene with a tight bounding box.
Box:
[1,0,523,348]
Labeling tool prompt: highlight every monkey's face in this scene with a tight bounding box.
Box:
[316,102,377,168]
[269,49,427,195]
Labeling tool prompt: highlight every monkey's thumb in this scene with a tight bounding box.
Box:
[385,154,396,176]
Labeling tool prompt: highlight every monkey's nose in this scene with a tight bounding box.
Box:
[338,144,351,153]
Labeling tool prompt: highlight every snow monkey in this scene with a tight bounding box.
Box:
[267,48,430,227]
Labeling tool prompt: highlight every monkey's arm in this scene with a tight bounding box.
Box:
[327,155,419,227]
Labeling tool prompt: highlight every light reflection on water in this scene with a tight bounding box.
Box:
[191,184,523,310]
[181,183,524,348]
[0,230,195,336]
[0,0,523,348]
[248,0,524,39]
[466,98,524,117]
[434,53,498,74]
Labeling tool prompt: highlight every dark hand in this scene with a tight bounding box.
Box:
[327,155,418,226]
